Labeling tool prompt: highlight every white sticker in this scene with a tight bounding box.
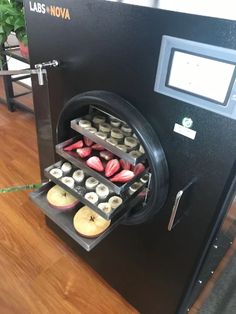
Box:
[173,123,196,140]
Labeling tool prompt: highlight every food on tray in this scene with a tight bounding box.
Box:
[72,169,85,183]
[110,170,135,183]
[86,127,97,133]
[64,139,83,151]
[105,159,120,177]
[84,191,99,204]
[61,162,72,174]
[78,119,91,128]
[96,184,110,199]
[106,137,118,146]
[133,163,145,176]
[129,150,142,158]
[121,124,132,136]
[76,147,92,158]
[124,136,138,149]
[108,196,123,209]
[83,136,93,147]
[98,202,112,214]
[117,144,127,152]
[140,173,150,184]
[100,150,114,161]
[92,115,106,126]
[92,143,105,151]
[99,122,111,133]
[139,145,145,154]
[110,118,121,128]
[47,185,79,210]
[73,205,111,238]
[95,131,108,140]
[129,182,142,195]
[85,177,99,190]
[120,159,131,170]
[61,176,75,189]
[111,128,124,140]
[49,168,63,179]
[86,156,104,172]
[74,186,86,196]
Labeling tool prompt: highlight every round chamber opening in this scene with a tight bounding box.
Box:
[57,90,169,225]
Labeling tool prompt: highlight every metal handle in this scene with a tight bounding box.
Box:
[168,190,184,231]
[0,59,59,86]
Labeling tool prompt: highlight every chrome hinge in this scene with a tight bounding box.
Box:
[0,59,59,86]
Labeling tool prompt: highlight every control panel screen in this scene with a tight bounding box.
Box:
[167,50,235,104]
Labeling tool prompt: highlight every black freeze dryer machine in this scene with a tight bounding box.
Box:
[24,1,236,313]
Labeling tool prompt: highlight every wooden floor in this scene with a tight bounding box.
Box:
[0,83,236,313]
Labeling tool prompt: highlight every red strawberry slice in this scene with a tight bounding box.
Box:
[105,159,120,177]
[83,136,93,147]
[120,159,131,170]
[110,170,134,183]
[133,163,145,176]
[76,147,92,158]
[86,156,104,172]
[64,140,83,151]
[92,143,105,151]
[100,150,114,161]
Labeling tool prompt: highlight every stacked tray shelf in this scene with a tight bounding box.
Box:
[56,136,149,195]
[45,160,147,220]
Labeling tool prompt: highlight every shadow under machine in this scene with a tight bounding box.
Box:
[24,1,236,313]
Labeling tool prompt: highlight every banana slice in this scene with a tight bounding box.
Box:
[85,177,99,190]
[72,169,85,183]
[108,196,123,209]
[98,202,112,214]
[111,128,124,140]
[61,162,72,174]
[96,184,110,200]
[106,137,118,146]
[79,119,92,128]
[61,176,75,189]
[85,192,99,204]
[129,182,142,195]
[121,124,132,136]
[96,131,108,140]
[99,122,111,133]
[110,119,121,128]
[92,115,106,126]
[139,145,145,154]
[49,168,63,179]
[129,150,142,159]
[124,137,138,149]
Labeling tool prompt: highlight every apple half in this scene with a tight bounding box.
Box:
[47,185,79,211]
[73,206,111,238]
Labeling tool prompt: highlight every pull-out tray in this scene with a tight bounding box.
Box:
[29,182,125,252]
[56,137,148,195]
[44,160,146,221]
[71,118,145,165]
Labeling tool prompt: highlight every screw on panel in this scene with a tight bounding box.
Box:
[213,245,218,249]
[198,280,202,284]
[211,270,214,274]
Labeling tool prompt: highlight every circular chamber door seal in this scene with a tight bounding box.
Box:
[57,91,169,225]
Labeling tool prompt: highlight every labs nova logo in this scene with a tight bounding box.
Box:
[29,1,71,20]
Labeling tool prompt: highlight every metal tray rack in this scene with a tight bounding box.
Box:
[44,160,147,221]
[29,182,126,251]
[56,136,148,195]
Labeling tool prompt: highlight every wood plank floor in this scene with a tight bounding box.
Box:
[0,88,235,313]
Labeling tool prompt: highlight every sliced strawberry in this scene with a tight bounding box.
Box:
[76,147,92,158]
[100,150,114,161]
[110,170,134,183]
[64,140,83,151]
[120,159,131,170]
[86,156,104,172]
[105,159,120,177]
[92,143,105,151]
[83,136,93,147]
[133,163,145,176]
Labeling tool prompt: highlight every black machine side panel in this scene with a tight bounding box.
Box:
[24,1,236,313]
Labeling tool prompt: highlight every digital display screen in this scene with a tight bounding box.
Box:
[167,50,235,104]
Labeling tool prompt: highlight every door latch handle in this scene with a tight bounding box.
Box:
[168,179,196,231]
[168,190,184,231]
[0,59,59,86]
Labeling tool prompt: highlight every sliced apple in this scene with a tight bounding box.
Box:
[47,185,79,211]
